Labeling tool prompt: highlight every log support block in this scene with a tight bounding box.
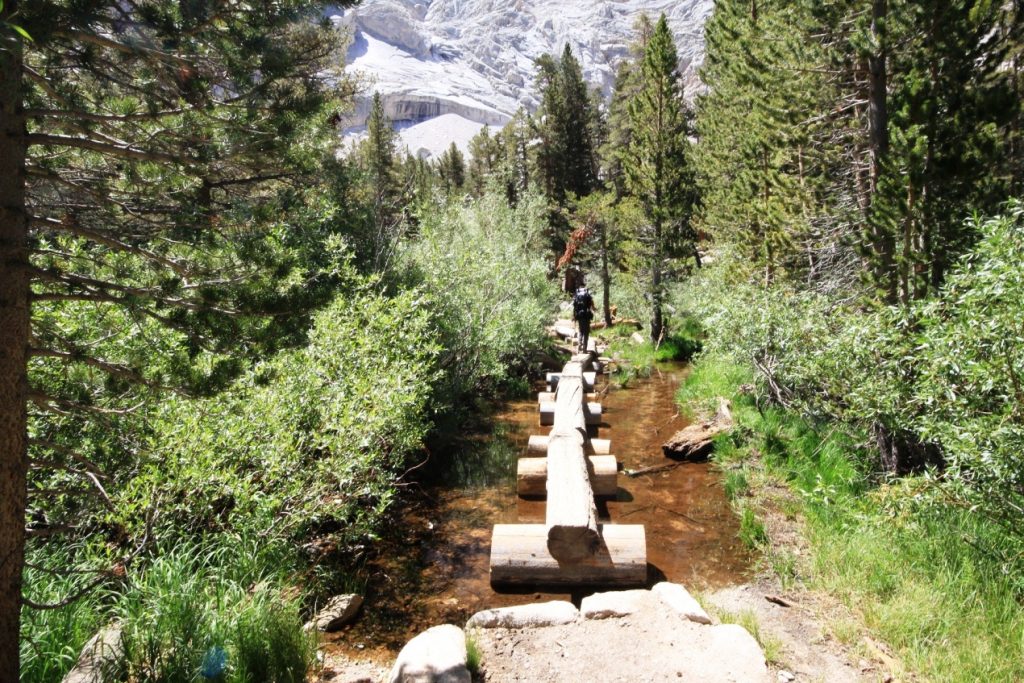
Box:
[539,401,602,427]
[546,371,596,391]
[517,455,618,497]
[527,435,611,456]
[537,391,597,404]
[490,524,647,586]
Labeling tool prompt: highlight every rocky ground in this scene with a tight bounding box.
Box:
[315,574,901,683]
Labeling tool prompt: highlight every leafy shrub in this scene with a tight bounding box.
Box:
[120,286,440,551]
[399,190,559,403]
[676,208,1024,485]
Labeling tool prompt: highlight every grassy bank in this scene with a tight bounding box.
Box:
[679,354,1024,683]
[604,317,703,386]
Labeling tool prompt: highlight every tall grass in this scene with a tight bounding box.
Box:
[20,548,110,683]
[21,537,314,683]
[680,353,1024,682]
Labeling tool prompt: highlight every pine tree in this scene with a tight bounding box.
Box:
[601,14,653,198]
[695,0,829,285]
[467,125,501,196]
[0,1,354,674]
[437,142,467,195]
[496,109,533,205]
[533,45,602,255]
[558,44,598,198]
[623,14,698,343]
[359,91,403,270]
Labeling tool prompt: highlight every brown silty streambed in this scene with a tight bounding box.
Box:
[324,360,752,662]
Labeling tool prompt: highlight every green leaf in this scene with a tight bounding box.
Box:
[10,23,33,41]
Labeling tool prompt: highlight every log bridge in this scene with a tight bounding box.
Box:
[489,338,647,587]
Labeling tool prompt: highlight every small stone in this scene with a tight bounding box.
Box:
[467,600,578,628]
[652,582,713,625]
[777,671,796,682]
[388,624,469,683]
[307,594,364,632]
[580,589,649,620]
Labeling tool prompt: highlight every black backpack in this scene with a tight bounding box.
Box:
[572,288,593,321]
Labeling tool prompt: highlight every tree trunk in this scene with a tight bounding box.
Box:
[650,219,663,344]
[867,0,897,304]
[600,219,612,326]
[0,11,29,678]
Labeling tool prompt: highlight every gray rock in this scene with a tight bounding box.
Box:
[388,624,470,683]
[307,594,363,632]
[653,582,713,625]
[580,589,650,620]
[466,600,579,628]
[706,623,770,679]
[62,624,122,683]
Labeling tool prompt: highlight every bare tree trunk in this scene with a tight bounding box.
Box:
[599,219,612,326]
[0,10,29,678]
[867,0,897,304]
[650,218,663,344]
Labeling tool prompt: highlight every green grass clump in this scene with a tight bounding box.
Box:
[115,540,315,683]
[722,467,750,500]
[738,505,768,549]
[21,538,315,683]
[465,630,482,675]
[607,317,703,376]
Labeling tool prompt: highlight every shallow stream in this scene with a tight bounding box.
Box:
[326,361,751,661]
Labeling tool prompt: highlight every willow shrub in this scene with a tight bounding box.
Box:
[119,285,441,549]
[400,190,559,405]
[678,202,1024,574]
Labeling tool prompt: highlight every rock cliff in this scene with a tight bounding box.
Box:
[332,0,712,158]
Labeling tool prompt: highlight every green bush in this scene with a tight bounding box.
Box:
[105,285,440,567]
[400,190,559,403]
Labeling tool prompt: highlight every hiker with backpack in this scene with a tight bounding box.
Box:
[572,283,595,354]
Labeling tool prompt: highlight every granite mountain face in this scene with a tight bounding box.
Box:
[332,0,711,158]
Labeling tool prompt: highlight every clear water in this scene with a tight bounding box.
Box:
[325,361,752,660]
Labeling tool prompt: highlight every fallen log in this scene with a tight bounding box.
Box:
[661,397,733,460]
[517,455,618,497]
[591,318,643,331]
[527,434,611,456]
[490,524,646,586]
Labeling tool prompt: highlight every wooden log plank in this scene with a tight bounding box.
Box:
[552,368,588,435]
[571,352,597,369]
[517,455,618,497]
[526,435,611,456]
[544,430,600,561]
[539,401,602,427]
[490,524,647,586]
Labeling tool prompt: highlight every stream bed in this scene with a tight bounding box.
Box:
[325,361,752,661]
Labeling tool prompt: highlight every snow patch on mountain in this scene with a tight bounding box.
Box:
[333,0,712,159]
